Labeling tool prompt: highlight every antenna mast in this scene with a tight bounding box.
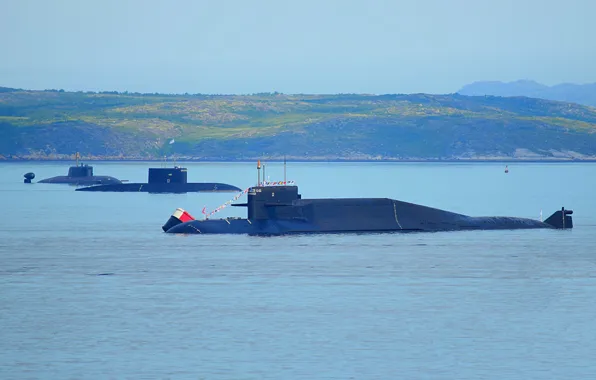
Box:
[75,152,80,167]
[284,155,287,183]
[257,160,261,186]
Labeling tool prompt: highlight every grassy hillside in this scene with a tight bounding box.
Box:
[1,87,596,160]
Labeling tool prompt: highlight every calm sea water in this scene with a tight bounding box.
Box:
[1,161,596,379]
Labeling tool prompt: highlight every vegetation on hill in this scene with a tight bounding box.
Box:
[1,88,596,160]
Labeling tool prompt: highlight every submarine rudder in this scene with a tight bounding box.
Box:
[24,172,35,183]
[543,207,574,229]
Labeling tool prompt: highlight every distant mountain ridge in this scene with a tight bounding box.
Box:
[2,88,596,161]
[457,80,596,107]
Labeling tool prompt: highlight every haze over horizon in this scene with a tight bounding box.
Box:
[1,0,594,95]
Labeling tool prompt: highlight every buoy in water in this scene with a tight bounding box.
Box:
[504,165,509,174]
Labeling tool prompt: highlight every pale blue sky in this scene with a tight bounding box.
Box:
[1,0,594,94]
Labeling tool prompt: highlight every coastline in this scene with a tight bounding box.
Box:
[2,157,596,163]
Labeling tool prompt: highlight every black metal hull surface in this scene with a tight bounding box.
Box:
[38,175,122,185]
[76,182,241,193]
[163,197,572,235]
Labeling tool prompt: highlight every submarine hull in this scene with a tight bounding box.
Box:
[163,193,573,235]
[165,216,552,235]
[38,175,122,185]
[76,182,241,193]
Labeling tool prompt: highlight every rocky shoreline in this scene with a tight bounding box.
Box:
[3,154,596,163]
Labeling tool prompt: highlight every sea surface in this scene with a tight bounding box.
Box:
[1,161,596,379]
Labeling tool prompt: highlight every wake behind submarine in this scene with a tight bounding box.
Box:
[161,161,573,235]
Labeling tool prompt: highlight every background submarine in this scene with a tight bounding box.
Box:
[38,163,122,185]
[76,166,241,193]
[35,153,122,185]
[162,162,573,235]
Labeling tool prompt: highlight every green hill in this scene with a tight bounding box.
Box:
[2,88,596,160]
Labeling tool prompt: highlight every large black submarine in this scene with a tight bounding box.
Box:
[76,166,241,193]
[162,162,573,235]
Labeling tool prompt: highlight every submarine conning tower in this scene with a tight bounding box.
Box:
[148,167,188,184]
[67,164,93,177]
[247,185,301,220]
[244,158,301,220]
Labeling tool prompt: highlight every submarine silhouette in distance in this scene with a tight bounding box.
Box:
[37,153,122,185]
[76,166,241,193]
[162,161,573,235]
